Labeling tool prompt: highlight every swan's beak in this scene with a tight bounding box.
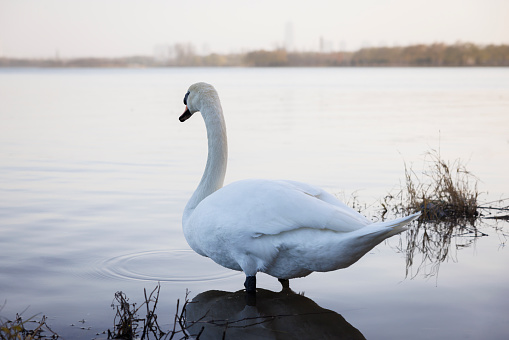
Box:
[179,106,193,122]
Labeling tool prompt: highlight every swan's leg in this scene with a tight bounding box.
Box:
[278,278,290,290]
[239,255,258,293]
[244,276,256,294]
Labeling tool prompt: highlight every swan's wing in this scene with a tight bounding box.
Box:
[279,180,369,214]
[266,180,372,233]
[198,179,371,238]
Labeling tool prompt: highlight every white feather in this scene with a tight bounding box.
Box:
[181,82,420,281]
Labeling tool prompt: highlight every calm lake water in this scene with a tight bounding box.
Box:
[1,67,508,339]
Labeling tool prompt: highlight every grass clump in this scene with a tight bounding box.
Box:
[109,284,167,339]
[0,305,58,340]
[403,150,479,220]
[380,148,508,279]
[108,284,199,340]
[387,149,486,279]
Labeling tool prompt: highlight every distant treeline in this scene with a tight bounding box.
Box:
[347,43,509,67]
[1,43,508,68]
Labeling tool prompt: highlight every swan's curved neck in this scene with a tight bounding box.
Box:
[183,101,228,222]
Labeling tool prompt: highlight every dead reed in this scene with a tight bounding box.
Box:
[402,149,479,220]
[0,306,58,340]
[109,284,166,339]
[107,284,200,340]
[379,149,485,279]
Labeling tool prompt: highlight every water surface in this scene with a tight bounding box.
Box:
[0,67,508,339]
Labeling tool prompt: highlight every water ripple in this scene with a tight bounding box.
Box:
[90,249,240,282]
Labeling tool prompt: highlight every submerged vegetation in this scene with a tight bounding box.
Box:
[1,42,508,68]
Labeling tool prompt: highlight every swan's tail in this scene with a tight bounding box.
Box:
[370,212,421,237]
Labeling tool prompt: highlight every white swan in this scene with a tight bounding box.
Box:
[179,82,420,293]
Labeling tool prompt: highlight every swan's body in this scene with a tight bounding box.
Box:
[180,82,420,293]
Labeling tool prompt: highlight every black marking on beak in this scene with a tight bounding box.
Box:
[179,106,193,122]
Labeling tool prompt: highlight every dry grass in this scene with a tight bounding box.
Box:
[382,149,509,279]
[0,305,58,340]
[109,284,167,339]
[402,150,479,220]
[108,284,201,340]
[375,150,481,279]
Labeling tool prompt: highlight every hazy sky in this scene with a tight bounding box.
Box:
[1,0,508,58]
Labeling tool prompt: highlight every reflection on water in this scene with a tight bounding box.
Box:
[186,288,365,340]
[397,214,504,280]
[107,284,364,340]
[404,221,478,279]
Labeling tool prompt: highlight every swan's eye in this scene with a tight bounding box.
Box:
[183,91,190,105]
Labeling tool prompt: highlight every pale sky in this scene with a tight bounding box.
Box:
[1,0,508,58]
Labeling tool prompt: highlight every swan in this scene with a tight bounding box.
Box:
[179,82,420,294]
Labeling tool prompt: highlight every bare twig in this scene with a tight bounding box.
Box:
[0,312,59,339]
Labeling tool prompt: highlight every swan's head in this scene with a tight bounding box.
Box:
[179,82,219,122]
